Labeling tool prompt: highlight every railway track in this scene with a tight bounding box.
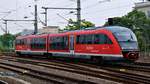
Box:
[104,62,150,73]
[0,59,97,84]
[134,62,150,66]
[1,56,150,84]
[0,80,8,84]
[0,52,15,56]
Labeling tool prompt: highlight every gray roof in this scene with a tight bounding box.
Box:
[105,26,131,33]
[65,26,131,33]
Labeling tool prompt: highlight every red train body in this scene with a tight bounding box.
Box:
[15,26,139,62]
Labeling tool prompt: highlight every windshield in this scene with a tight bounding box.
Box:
[113,29,138,50]
[114,30,137,42]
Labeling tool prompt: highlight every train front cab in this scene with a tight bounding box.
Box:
[107,26,139,61]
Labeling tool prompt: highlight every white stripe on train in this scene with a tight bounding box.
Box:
[15,50,123,57]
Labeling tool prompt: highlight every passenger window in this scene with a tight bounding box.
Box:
[16,39,27,45]
[105,35,113,44]
[94,34,100,44]
[99,34,105,44]
[76,34,112,44]
[76,35,80,44]
[85,35,94,44]
[15,40,19,45]
[31,38,46,49]
[80,35,85,44]
[76,35,85,44]
[49,36,68,50]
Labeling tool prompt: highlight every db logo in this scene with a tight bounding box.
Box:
[86,46,93,50]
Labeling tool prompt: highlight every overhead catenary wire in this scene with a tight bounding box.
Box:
[40,0,79,26]
[14,23,28,29]
[0,0,67,34]
[0,0,138,34]
[43,0,77,14]
[0,10,16,20]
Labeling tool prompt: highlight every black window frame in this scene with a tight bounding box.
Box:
[49,36,68,50]
[31,38,46,49]
[76,34,113,44]
[15,39,27,45]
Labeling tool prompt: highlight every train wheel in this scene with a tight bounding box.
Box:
[92,57,104,65]
[45,53,53,58]
[16,52,21,57]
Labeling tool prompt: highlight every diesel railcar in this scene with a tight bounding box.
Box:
[15,26,139,62]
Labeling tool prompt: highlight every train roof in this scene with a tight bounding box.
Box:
[105,26,131,33]
[66,26,131,33]
[16,26,131,39]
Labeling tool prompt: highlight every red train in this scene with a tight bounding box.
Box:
[15,26,139,63]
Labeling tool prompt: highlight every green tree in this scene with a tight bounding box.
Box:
[105,10,150,51]
[64,19,95,30]
[0,33,15,52]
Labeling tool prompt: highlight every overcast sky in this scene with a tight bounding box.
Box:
[0,0,144,34]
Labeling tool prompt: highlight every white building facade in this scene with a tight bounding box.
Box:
[135,1,150,18]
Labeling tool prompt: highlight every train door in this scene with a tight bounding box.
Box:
[69,35,74,54]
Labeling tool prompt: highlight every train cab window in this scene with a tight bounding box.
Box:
[49,36,68,50]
